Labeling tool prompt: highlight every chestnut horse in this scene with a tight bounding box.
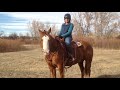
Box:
[38,28,93,78]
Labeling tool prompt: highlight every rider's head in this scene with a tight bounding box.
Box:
[64,13,71,23]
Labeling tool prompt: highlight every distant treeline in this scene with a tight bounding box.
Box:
[0,12,120,50]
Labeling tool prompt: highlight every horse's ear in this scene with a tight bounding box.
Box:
[38,29,45,35]
[47,27,51,34]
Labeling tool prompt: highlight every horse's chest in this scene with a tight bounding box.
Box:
[45,52,61,65]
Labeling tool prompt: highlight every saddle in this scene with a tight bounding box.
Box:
[55,36,82,67]
[64,41,83,67]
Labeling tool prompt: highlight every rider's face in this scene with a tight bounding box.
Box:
[64,18,70,23]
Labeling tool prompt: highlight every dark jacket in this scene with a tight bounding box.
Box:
[59,23,74,39]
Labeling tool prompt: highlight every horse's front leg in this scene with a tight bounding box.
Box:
[49,66,56,78]
[47,62,56,78]
[50,67,56,78]
[58,64,64,78]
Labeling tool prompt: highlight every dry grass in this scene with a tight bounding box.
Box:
[20,39,39,45]
[0,46,120,78]
[0,39,40,53]
[94,39,120,50]
[73,36,120,49]
[0,39,27,53]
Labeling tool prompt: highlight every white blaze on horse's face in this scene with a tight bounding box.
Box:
[42,35,50,55]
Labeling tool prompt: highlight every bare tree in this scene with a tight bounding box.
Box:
[96,12,119,38]
[26,32,30,39]
[72,12,120,39]
[28,20,58,39]
[72,12,94,37]
[0,31,4,37]
[9,33,18,39]
[28,20,45,40]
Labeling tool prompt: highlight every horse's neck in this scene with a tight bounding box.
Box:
[49,38,63,53]
[49,37,58,52]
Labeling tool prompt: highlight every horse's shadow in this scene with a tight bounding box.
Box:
[97,74,120,78]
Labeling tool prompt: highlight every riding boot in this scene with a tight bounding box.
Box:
[66,46,76,62]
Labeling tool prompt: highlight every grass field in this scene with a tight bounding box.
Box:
[0,45,120,78]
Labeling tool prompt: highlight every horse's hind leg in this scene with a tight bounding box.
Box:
[84,59,92,78]
[78,61,85,78]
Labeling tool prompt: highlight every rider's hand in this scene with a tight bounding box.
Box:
[59,35,63,39]
[60,38,65,42]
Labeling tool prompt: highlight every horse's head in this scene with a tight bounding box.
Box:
[38,28,52,55]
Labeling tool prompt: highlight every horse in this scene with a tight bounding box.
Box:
[38,28,93,78]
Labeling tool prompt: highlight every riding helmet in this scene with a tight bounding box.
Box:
[64,13,71,20]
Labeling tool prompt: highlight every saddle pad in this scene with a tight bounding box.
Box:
[76,42,82,47]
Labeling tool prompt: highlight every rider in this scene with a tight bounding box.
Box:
[59,13,76,61]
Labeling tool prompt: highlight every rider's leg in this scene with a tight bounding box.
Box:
[65,37,75,61]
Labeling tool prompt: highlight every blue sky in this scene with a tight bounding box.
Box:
[0,12,69,36]
[1,12,119,36]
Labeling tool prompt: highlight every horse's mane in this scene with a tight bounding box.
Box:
[48,35,66,53]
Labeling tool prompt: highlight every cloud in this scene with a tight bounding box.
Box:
[0,12,67,23]
[0,22,27,26]
[0,22,28,32]
[1,25,27,30]
[0,12,69,35]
